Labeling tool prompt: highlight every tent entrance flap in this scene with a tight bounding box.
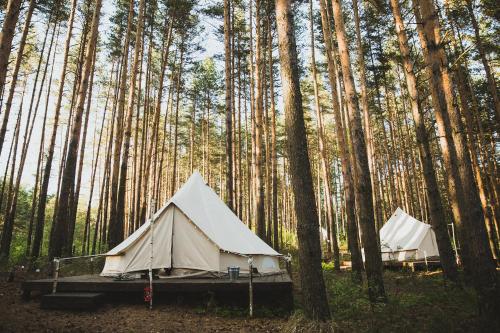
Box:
[171,206,220,272]
[101,206,174,276]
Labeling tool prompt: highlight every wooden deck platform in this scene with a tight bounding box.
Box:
[383,260,441,272]
[22,272,293,309]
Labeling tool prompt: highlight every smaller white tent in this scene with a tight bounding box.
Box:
[378,208,439,262]
[101,171,282,277]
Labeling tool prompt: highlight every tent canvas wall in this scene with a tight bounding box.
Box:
[371,208,440,262]
[101,171,281,276]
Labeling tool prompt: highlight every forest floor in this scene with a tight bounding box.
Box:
[0,267,492,332]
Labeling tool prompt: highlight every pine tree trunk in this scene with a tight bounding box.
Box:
[49,0,102,258]
[224,0,234,211]
[140,18,172,225]
[26,30,59,258]
[0,21,57,259]
[31,0,78,260]
[267,17,279,251]
[330,0,386,301]
[414,0,499,322]
[0,83,25,252]
[0,0,36,158]
[108,0,134,248]
[389,0,458,281]
[275,0,330,320]
[254,0,266,240]
[309,0,340,269]
[82,70,112,254]
[464,0,499,125]
[170,48,185,196]
[113,0,146,247]
[0,0,23,107]
[318,0,362,283]
[352,0,379,230]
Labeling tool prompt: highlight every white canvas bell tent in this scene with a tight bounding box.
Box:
[377,208,440,262]
[101,171,281,277]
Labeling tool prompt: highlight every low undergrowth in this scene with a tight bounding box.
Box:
[290,269,480,332]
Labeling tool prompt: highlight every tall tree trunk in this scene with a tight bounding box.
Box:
[224,0,234,211]
[309,0,340,269]
[170,47,185,196]
[82,71,112,254]
[108,0,134,248]
[31,0,78,261]
[0,21,57,259]
[0,0,23,110]
[49,0,102,258]
[464,0,499,125]
[254,0,266,240]
[0,83,25,256]
[26,30,58,258]
[68,46,97,253]
[0,0,36,158]
[267,14,279,251]
[389,0,458,281]
[318,0,362,282]
[414,0,498,322]
[330,0,386,302]
[275,0,330,321]
[113,0,146,248]
[352,0,379,230]
[140,18,172,225]
[248,0,255,229]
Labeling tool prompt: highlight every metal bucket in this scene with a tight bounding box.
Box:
[228,266,240,281]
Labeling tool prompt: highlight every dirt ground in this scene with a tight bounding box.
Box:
[0,276,286,333]
[1,268,494,332]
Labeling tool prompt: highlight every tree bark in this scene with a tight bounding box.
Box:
[330,0,386,301]
[464,0,499,125]
[0,0,23,111]
[318,0,362,283]
[352,0,379,230]
[0,0,36,158]
[254,0,266,240]
[224,0,234,211]
[114,0,146,248]
[31,0,78,260]
[0,21,57,259]
[414,0,498,322]
[309,0,340,269]
[108,0,134,248]
[389,0,458,281]
[275,0,330,321]
[49,0,102,258]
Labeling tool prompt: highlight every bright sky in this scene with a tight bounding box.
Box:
[0,0,314,208]
[0,0,224,204]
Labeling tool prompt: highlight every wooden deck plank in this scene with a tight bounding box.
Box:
[41,292,105,310]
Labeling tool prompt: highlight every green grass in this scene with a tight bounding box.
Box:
[319,270,479,332]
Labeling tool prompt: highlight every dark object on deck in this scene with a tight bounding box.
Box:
[41,292,104,310]
[22,272,293,310]
[227,266,240,281]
